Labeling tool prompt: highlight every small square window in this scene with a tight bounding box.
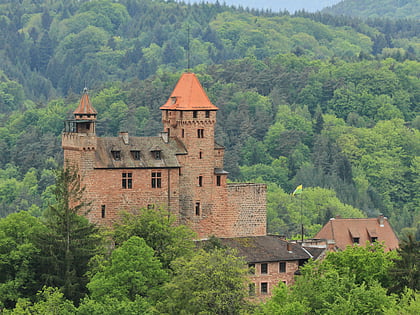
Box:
[131,150,141,160]
[279,262,286,273]
[261,263,268,274]
[261,282,268,294]
[153,151,161,160]
[112,150,121,161]
[353,237,360,244]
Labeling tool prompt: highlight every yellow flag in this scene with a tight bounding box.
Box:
[292,184,303,196]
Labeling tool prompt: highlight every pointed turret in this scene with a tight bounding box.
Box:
[74,87,97,120]
[160,73,218,111]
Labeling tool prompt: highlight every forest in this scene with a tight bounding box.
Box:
[0,0,419,311]
[0,0,418,238]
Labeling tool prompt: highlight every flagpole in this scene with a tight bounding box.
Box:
[300,194,303,243]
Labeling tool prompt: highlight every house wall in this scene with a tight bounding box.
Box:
[249,261,300,297]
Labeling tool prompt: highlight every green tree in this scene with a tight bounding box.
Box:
[263,253,398,315]
[34,167,102,304]
[113,207,195,270]
[0,212,43,308]
[159,248,251,315]
[4,287,76,315]
[389,234,420,293]
[79,236,167,314]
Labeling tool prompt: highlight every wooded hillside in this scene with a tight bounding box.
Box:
[0,0,419,239]
[323,0,420,19]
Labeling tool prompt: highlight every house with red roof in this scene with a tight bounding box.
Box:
[314,215,399,251]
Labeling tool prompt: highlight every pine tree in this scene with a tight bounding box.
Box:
[34,166,102,304]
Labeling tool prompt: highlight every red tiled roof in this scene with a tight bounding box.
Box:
[160,73,218,111]
[74,88,97,115]
[314,216,399,251]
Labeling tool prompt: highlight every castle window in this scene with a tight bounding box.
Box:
[261,263,268,274]
[198,176,203,187]
[153,151,161,160]
[193,110,198,118]
[279,262,286,273]
[353,237,360,244]
[197,129,204,138]
[112,150,121,161]
[101,205,106,218]
[151,172,161,188]
[195,202,200,216]
[261,282,268,294]
[122,172,132,189]
[371,236,378,243]
[182,129,185,138]
[205,110,210,118]
[147,204,155,210]
[131,150,141,160]
[199,151,202,159]
[248,263,255,274]
[216,175,221,186]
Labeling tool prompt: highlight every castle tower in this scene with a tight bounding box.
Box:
[62,88,98,180]
[160,73,229,235]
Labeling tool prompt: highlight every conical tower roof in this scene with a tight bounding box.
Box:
[74,88,97,116]
[160,73,218,111]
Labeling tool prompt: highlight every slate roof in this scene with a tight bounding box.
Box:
[217,235,312,263]
[314,216,399,251]
[73,88,97,116]
[94,135,187,169]
[160,73,219,111]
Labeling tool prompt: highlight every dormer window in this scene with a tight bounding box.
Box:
[112,150,121,161]
[131,150,141,160]
[153,151,161,160]
[171,96,177,105]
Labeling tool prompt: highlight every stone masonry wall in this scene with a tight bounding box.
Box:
[227,183,267,237]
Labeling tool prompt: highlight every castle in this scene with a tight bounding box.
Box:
[62,73,267,239]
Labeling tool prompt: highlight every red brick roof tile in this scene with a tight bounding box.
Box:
[74,88,97,116]
[315,216,399,251]
[160,73,218,111]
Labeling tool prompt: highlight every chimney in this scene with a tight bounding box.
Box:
[160,132,169,143]
[287,242,293,253]
[378,214,384,227]
[119,132,129,145]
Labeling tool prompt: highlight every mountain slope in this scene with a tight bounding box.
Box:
[322,0,420,19]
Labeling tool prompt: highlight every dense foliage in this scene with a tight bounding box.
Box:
[323,0,420,19]
[0,0,419,239]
